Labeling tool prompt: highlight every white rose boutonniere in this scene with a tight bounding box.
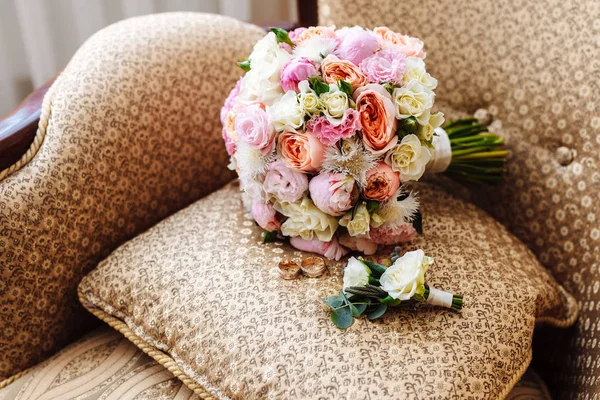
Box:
[342,257,371,293]
[379,249,432,300]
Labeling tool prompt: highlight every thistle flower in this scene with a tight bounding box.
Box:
[235,140,274,180]
[376,187,420,223]
[322,137,378,188]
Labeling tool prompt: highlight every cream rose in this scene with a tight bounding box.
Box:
[342,257,371,293]
[339,202,370,237]
[320,84,350,125]
[268,91,306,132]
[385,134,432,182]
[401,57,438,91]
[419,111,445,142]
[298,80,322,115]
[274,197,339,242]
[393,80,434,125]
[379,249,432,300]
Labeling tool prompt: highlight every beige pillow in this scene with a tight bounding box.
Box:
[78,181,577,399]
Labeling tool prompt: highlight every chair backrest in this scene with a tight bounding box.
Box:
[318,0,599,397]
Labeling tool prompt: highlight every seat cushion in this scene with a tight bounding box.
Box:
[0,325,552,400]
[77,181,577,399]
[0,326,199,400]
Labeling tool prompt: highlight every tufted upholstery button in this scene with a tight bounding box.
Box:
[556,146,574,166]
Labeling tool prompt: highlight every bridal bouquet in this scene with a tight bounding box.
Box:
[324,249,463,328]
[220,25,505,260]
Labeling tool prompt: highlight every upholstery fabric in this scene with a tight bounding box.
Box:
[0,326,199,400]
[78,181,577,399]
[0,13,265,380]
[317,0,600,397]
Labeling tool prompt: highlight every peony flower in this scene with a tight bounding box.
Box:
[339,202,371,237]
[393,80,434,125]
[252,200,281,232]
[363,162,400,201]
[402,57,438,91]
[298,80,322,115]
[307,108,360,146]
[354,84,398,155]
[288,27,307,44]
[294,26,337,44]
[385,134,432,181]
[236,104,276,155]
[289,236,348,261]
[280,58,319,92]
[379,249,432,300]
[419,111,445,142]
[369,221,417,245]
[263,160,308,203]
[293,36,338,63]
[338,233,378,255]
[360,49,406,84]
[334,26,380,65]
[267,91,305,132]
[279,130,325,173]
[373,27,425,59]
[274,197,339,242]
[342,257,371,292]
[319,84,350,125]
[309,172,358,216]
[221,78,242,125]
[321,54,368,89]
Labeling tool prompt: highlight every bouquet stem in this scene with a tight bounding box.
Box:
[424,285,463,311]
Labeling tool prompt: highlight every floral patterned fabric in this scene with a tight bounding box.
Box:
[0,13,265,380]
[317,0,600,397]
[79,181,577,399]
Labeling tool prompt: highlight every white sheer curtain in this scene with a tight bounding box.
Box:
[0,0,296,116]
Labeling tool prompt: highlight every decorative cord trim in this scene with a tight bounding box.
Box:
[0,365,34,390]
[0,81,55,182]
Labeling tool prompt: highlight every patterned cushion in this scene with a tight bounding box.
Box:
[77,181,577,399]
[0,326,199,400]
[0,325,551,400]
[317,1,600,397]
[0,14,265,380]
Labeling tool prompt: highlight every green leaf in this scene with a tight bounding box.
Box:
[237,59,251,72]
[367,303,388,320]
[380,296,401,306]
[269,27,294,47]
[338,80,353,97]
[262,231,278,243]
[382,82,395,96]
[323,295,344,309]
[353,302,368,316]
[309,76,330,96]
[365,200,380,214]
[361,260,387,277]
[331,306,354,329]
[411,210,423,234]
[396,116,418,138]
[349,302,361,317]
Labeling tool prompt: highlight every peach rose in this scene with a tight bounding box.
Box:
[279,130,325,173]
[363,162,400,202]
[373,27,425,58]
[295,26,337,44]
[321,54,368,89]
[354,84,398,155]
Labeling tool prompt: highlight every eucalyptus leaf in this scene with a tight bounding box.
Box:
[323,295,344,309]
[353,302,368,316]
[367,303,388,320]
[331,306,354,329]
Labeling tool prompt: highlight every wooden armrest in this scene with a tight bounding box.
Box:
[0,76,56,172]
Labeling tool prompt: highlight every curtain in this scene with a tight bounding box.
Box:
[0,0,296,116]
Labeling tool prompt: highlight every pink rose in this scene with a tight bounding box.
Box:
[309,172,358,216]
[263,160,309,203]
[252,200,281,232]
[372,27,425,59]
[221,78,242,125]
[235,104,276,155]
[338,233,378,255]
[307,108,361,146]
[289,236,349,261]
[280,58,318,92]
[354,84,398,155]
[334,27,380,65]
[279,130,325,173]
[360,49,406,84]
[369,221,417,245]
[363,162,400,202]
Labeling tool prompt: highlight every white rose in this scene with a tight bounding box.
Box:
[274,197,338,242]
[298,80,322,115]
[419,111,445,142]
[239,70,284,106]
[342,257,371,292]
[402,57,438,91]
[339,202,370,237]
[385,134,432,182]
[393,80,434,125]
[248,32,291,78]
[267,91,306,132]
[379,249,433,300]
[320,84,349,125]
